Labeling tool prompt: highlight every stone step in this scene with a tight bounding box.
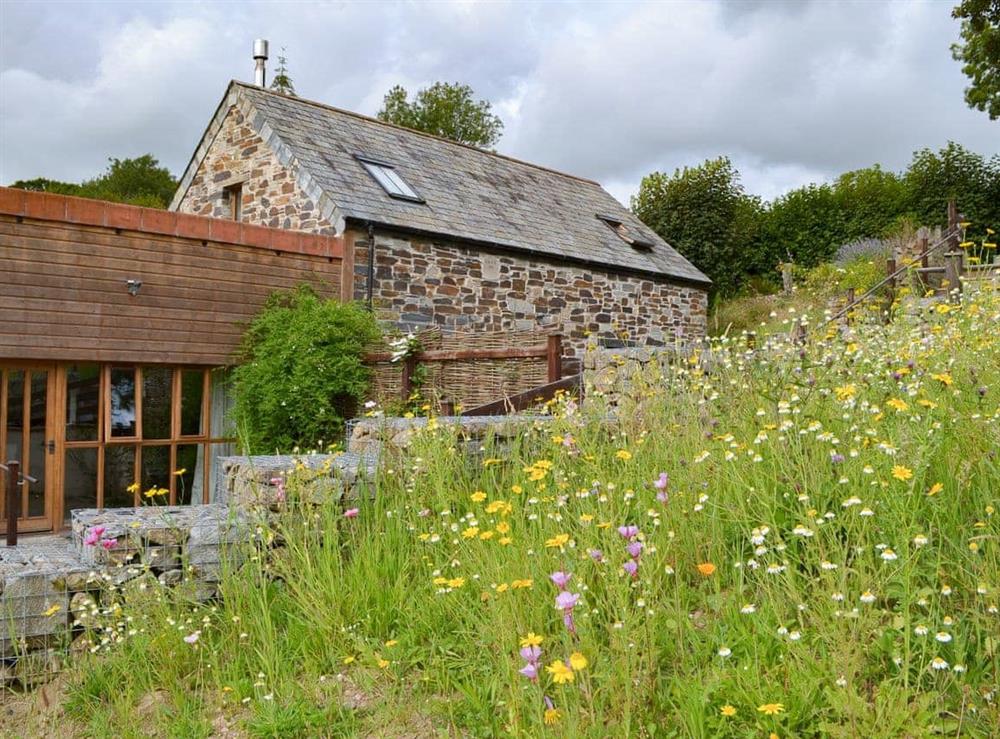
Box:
[346,413,549,455]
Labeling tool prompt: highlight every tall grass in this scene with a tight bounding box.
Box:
[61,290,999,737]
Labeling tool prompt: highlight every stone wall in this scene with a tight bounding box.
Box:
[175,104,337,234]
[352,228,707,355]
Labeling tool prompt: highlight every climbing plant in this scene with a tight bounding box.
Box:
[231,285,381,453]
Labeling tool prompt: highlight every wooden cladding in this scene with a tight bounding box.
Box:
[0,213,344,365]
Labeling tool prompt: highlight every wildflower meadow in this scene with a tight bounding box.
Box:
[53,289,999,738]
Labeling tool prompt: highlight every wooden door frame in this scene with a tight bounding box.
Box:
[0,361,58,533]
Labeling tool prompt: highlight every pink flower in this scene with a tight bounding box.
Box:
[519,645,542,663]
[555,591,580,611]
[656,490,669,505]
[550,571,572,589]
[83,530,100,547]
[623,559,639,578]
[183,631,201,644]
[519,662,538,680]
[344,508,359,518]
[100,538,117,550]
[626,541,644,559]
[562,435,574,448]
[654,472,668,490]
[93,526,106,538]
[618,525,639,540]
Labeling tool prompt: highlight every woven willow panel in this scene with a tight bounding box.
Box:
[366,328,554,410]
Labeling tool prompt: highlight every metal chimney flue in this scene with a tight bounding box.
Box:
[253,39,269,87]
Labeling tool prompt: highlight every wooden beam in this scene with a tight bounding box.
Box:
[461,374,583,417]
[365,344,549,364]
[547,335,563,383]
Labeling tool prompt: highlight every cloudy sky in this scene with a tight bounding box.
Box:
[1,0,996,206]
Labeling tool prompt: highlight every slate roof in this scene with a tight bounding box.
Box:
[175,82,709,285]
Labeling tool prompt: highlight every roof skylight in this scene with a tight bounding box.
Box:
[597,214,654,251]
[356,155,424,203]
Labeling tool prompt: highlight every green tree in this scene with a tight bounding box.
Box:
[269,48,296,96]
[631,157,763,295]
[952,0,1000,119]
[832,165,910,241]
[11,154,177,208]
[231,286,382,453]
[377,82,504,148]
[904,141,1000,239]
[761,184,846,267]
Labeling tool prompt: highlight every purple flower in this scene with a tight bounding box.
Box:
[562,612,576,633]
[519,645,541,663]
[626,541,644,559]
[550,571,572,589]
[656,490,669,504]
[831,453,845,464]
[519,662,539,680]
[654,472,668,490]
[555,591,580,611]
[587,548,604,562]
[562,434,575,448]
[618,525,639,540]
[623,559,639,578]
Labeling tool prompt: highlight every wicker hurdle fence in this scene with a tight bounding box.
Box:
[364,328,564,413]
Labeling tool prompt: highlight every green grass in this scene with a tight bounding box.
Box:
[59,289,1000,737]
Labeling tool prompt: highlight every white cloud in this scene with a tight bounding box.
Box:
[1,0,996,201]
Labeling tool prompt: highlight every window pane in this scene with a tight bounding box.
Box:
[109,368,137,437]
[209,369,236,439]
[142,368,173,440]
[176,444,200,505]
[362,161,400,194]
[180,370,205,436]
[27,370,47,518]
[66,364,101,441]
[383,167,418,199]
[103,445,135,508]
[4,370,23,465]
[141,445,171,504]
[64,447,98,520]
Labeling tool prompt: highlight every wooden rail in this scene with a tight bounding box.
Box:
[461,373,582,416]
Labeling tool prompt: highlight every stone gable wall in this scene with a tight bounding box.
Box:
[352,228,707,355]
[174,105,337,234]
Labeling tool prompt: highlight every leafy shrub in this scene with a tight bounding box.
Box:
[231,285,382,453]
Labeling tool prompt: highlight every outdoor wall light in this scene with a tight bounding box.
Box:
[126,279,143,297]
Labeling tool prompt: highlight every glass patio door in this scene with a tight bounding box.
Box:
[1,365,55,533]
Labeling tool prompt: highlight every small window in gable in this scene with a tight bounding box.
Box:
[597,214,654,251]
[356,155,424,203]
[223,182,244,221]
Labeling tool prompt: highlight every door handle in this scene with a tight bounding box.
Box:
[47,440,56,455]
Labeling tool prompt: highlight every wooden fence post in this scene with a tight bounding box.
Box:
[400,356,416,402]
[947,200,961,251]
[781,263,794,294]
[885,258,896,315]
[547,335,563,383]
[4,460,19,546]
[945,253,963,299]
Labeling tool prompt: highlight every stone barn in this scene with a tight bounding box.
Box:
[170,81,710,354]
